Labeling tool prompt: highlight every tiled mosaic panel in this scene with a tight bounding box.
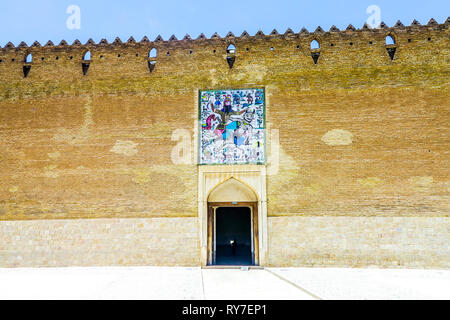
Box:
[199,89,265,164]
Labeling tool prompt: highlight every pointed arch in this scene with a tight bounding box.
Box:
[385,34,396,45]
[149,48,157,58]
[226,43,236,54]
[207,177,258,203]
[310,39,320,50]
[82,50,91,61]
[25,53,32,63]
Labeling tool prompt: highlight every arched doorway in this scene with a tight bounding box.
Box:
[207,178,259,266]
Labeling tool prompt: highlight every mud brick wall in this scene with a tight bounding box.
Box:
[0,20,448,267]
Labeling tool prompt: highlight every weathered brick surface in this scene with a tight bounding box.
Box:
[0,218,199,267]
[268,216,449,268]
[0,22,448,267]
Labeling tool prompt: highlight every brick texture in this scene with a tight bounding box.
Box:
[0,218,199,267]
[0,21,448,267]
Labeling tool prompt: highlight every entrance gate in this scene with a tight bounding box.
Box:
[207,202,259,266]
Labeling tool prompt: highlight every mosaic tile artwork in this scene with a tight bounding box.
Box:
[199,88,265,165]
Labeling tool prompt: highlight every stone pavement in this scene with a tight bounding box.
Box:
[0,266,448,300]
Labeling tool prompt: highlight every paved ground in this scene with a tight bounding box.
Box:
[0,267,448,300]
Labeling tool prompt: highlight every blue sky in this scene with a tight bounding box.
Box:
[0,0,448,46]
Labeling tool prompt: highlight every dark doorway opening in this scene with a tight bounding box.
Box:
[215,207,253,266]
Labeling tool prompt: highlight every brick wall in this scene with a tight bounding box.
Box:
[268,216,449,268]
[0,21,448,267]
[0,218,199,267]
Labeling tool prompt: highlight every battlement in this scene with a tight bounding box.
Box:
[1,18,448,50]
[0,18,448,98]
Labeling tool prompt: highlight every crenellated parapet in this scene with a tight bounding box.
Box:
[1,18,447,50]
[0,18,448,94]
